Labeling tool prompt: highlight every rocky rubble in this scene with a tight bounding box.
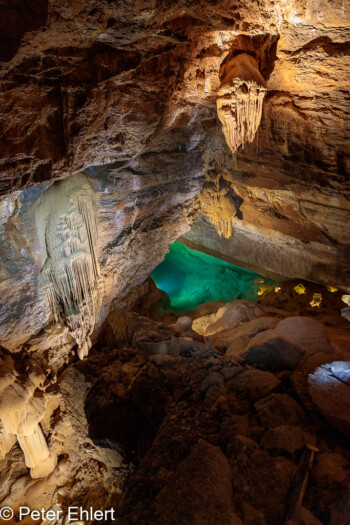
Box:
[101,292,350,524]
[0,0,349,522]
[1,279,350,523]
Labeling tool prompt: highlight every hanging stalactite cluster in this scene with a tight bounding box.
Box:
[36,173,103,359]
[217,53,266,152]
[199,179,238,239]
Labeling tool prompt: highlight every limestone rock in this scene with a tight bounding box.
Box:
[274,317,334,355]
[228,369,280,402]
[0,353,57,479]
[147,439,242,525]
[192,300,263,337]
[0,1,349,522]
[255,393,308,428]
[36,173,102,359]
[308,361,350,438]
[228,434,261,460]
[199,179,238,238]
[225,335,251,359]
[240,316,336,371]
[217,53,266,153]
[201,372,225,393]
[216,316,280,349]
[243,335,304,370]
[260,425,314,455]
[289,506,323,525]
[313,452,349,487]
[232,455,297,524]
[193,301,228,319]
[174,316,193,334]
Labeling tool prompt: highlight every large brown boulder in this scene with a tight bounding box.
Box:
[308,361,350,438]
[147,439,242,525]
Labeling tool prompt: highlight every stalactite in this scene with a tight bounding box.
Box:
[199,181,238,239]
[217,53,266,152]
[36,173,103,359]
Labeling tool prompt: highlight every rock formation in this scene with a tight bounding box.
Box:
[0,0,349,522]
[199,179,239,237]
[36,173,102,359]
[0,354,56,479]
[217,53,266,152]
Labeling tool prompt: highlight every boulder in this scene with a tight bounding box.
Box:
[228,369,280,402]
[193,300,263,337]
[255,393,308,428]
[148,439,242,525]
[274,316,334,355]
[232,455,297,523]
[220,366,244,381]
[228,434,261,460]
[193,301,228,319]
[290,506,323,525]
[211,316,279,348]
[220,414,264,444]
[243,336,304,370]
[308,361,350,438]
[140,337,181,359]
[300,351,340,374]
[260,425,314,454]
[174,316,193,333]
[225,335,250,359]
[312,452,348,487]
[201,372,225,393]
[241,316,336,371]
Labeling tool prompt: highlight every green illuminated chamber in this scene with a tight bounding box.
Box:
[151,241,278,312]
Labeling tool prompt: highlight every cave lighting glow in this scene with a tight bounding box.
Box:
[151,241,278,312]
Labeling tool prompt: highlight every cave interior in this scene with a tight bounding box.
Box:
[0,1,350,524]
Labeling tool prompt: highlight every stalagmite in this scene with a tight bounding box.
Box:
[36,173,103,359]
[18,426,57,479]
[0,355,57,478]
[217,53,266,152]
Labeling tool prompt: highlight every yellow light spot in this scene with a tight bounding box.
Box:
[327,286,338,293]
[294,283,306,295]
[254,278,265,284]
[274,286,281,293]
[310,293,322,308]
[257,284,271,296]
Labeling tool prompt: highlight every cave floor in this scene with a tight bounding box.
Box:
[1,280,349,525]
[81,280,350,524]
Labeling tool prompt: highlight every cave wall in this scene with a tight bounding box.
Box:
[0,0,349,514]
[0,0,349,354]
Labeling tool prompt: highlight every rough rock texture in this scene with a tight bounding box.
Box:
[0,1,350,523]
[0,294,349,523]
[0,168,197,353]
[308,361,350,438]
[217,53,266,152]
[0,0,349,355]
[193,299,263,336]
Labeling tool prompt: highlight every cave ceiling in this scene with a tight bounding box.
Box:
[0,0,349,352]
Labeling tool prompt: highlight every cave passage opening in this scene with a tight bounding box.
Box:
[151,240,278,312]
